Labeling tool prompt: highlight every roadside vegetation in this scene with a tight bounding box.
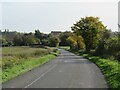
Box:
[1,29,60,47]
[67,16,120,88]
[1,46,59,83]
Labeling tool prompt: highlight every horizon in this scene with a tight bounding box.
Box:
[1,2,118,33]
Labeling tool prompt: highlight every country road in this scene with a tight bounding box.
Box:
[2,49,108,88]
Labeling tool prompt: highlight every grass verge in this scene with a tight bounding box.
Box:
[2,51,59,83]
[70,50,120,89]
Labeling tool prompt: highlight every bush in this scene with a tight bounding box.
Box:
[53,49,57,52]
[48,36,60,47]
[66,34,85,51]
[95,30,120,61]
[115,51,120,61]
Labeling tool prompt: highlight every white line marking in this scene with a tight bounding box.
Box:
[23,65,56,89]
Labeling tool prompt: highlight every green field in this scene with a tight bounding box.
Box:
[1,46,59,83]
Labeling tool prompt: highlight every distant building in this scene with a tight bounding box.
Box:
[51,31,62,37]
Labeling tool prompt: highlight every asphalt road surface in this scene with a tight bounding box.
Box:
[2,49,108,88]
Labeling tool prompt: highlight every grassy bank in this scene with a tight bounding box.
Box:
[1,47,59,83]
[70,50,120,88]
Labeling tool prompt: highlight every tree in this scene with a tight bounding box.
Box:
[34,30,49,45]
[106,34,120,61]
[42,39,48,46]
[95,29,112,55]
[34,30,44,41]
[67,36,77,50]
[95,30,120,61]
[13,33,38,46]
[59,31,71,46]
[67,33,85,51]
[22,33,38,46]
[13,34,23,46]
[2,38,8,44]
[48,36,60,47]
[71,16,106,52]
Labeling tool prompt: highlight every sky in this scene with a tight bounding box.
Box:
[0,0,119,33]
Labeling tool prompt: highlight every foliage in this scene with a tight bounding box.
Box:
[67,36,77,50]
[34,30,44,41]
[2,38,8,44]
[13,34,23,46]
[107,37,120,54]
[95,29,112,55]
[2,30,43,46]
[2,30,17,45]
[13,33,39,46]
[59,31,71,46]
[48,36,60,47]
[67,33,85,51]
[22,33,38,46]
[42,39,49,46]
[96,30,120,61]
[71,16,106,52]
[1,29,70,47]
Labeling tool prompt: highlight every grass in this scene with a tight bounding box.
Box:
[1,46,59,83]
[70,50,120,89]
[1,46,52,69]
[2,54,56,83]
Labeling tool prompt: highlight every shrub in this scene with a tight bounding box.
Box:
[95,30,120,61]
[48,36,60,47]
[53,49,57,52]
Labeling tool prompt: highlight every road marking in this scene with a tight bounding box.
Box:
[23,65,56,89]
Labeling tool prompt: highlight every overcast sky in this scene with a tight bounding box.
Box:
[1,1,118,33]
